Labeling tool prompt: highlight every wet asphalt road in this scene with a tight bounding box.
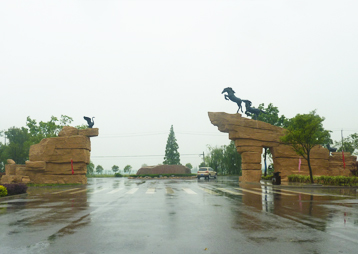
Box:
[1,177,358,254]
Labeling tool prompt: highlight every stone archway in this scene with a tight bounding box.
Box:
[208,112,356,182]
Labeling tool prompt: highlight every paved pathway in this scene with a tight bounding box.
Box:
[1,177,357,254]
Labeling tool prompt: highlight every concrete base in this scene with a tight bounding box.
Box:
[239,170,262,182]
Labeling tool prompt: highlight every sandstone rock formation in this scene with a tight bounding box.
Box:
[208,112,356,182]
[1,126,98,185]
[137,165,191,175]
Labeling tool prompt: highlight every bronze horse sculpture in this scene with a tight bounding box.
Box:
[242,100,266,119]
[222,87,243,113]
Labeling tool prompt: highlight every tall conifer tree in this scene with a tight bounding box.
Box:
[163,125,180,165]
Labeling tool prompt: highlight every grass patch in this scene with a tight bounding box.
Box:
[86,174,115,178]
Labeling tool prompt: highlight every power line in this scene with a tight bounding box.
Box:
[331,129,358,132]
[92,153,202,158]
[96,131,226,138]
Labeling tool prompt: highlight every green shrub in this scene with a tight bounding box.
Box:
[288,174,358,186]
[0,185,8,197]
[350,162,358,176]
[289,175,312,183]
[261,175,273,180]
[2,183,27,195]
[114,173,123,177]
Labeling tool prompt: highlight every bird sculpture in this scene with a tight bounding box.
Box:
[83,116,95,128]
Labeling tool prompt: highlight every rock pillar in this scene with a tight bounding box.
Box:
[237,145,262,182]
[1,126,99,185]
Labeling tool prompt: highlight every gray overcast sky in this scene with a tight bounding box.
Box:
[1,0,357,172]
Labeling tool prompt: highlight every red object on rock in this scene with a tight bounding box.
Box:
[342,150,346,169]
[71,159,74,175]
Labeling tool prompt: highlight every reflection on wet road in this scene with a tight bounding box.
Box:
[1,177,358,254]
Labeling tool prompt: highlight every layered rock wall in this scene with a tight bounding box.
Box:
[209,112,356,182]
[1,127,98,185]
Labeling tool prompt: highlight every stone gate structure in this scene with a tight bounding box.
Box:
[209,112,356,182]
[1,126,98,184]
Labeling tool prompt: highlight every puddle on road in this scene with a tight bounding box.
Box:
[1,199,41,203]
[47,213,91,241]
[248,236,278,243]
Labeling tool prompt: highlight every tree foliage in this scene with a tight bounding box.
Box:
[87,161,95,175]
[255,103,288,127]
[0,144,6,172]
[280,110,331,183]
[185,163,193,169]
[334,133,358,155]
[112,165,119,173]
[199,161,206,168]
[0,127,31,166]
[123,165,132,174]
[163,125,180,165]
[0,115,75,171]
[26,115,73,145]
[204,141,241,175]
[96,165,104,174]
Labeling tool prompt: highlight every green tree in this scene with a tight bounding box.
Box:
[204,141,241,175]
[75,124,88,130]
[96,165,104,174]
[199,161,206,167]
[26,115,73,145]
[334,133,358,155]
[204,146,224,173]
[185,163,193,169]
[87,161,95,175]
[280,110,331,183]
[255,103,288,127]
[222,141,241,175]
[1,127,31,165]
[163,125,180,165]
[0,143,5,172]
[112,165,119,173]
[0,115,75,171]
[123,165,132,175]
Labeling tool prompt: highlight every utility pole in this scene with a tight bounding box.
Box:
[341,129,346,169]
[200,152,205,165]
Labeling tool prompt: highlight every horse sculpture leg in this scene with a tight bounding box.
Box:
[236,102,243,113]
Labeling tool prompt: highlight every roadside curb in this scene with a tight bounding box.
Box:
[246,180,358,189]
[272,185,358,189]
[0,193,28,202]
